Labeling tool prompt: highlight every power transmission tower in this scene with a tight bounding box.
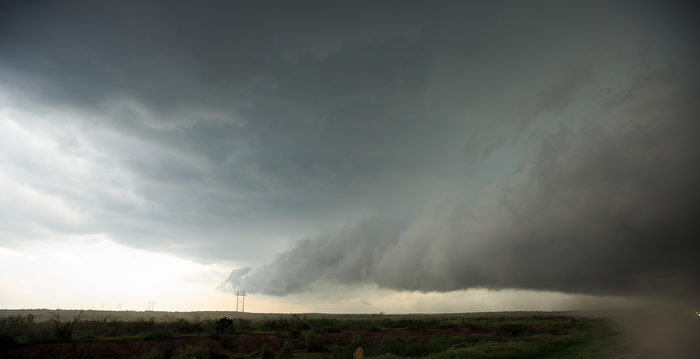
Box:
[147,300,155,311]
[235,290,247,312]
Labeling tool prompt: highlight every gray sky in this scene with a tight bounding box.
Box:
[1,0,698,311]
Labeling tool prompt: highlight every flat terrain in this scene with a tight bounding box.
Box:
[0,310,631,359]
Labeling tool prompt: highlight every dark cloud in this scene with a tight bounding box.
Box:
[1,0,698,276]
[224,216,403,295]
[533,69,590,113]
[0,1,445,262]
[228,63,700,296]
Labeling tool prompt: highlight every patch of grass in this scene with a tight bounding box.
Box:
[365,336,439,357]
[364,319,622,359]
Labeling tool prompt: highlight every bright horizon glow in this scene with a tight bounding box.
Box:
[0,235,640,313]
[0,235,235,312]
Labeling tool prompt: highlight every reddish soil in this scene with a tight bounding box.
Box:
[0,327,481,359]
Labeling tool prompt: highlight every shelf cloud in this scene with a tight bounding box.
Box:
[228,64,700,297]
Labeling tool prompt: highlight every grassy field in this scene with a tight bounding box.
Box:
[0,310,629,359]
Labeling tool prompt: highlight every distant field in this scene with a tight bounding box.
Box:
[0,310,629,359]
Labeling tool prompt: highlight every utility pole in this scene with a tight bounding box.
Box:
[235,290,247,312]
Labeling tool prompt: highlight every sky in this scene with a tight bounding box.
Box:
[0,0,698,313]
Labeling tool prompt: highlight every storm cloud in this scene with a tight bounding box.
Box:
[1,0,698,300]
[228,64,700,296]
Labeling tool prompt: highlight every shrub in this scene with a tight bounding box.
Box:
[134,318,157,332]
[140,347,165,359]
[264,315,307,337]
[351,334,364,348]
[236,318,254,332]
[180,344,210,359]
[142,327,175,340]
[329,344,351,359]
[307,318,341,333]
[279,340,293,358]
[216,317,234,333]
[258,342,275,359]
[305,331,325,352]
[50,311,81,342]
[0,315,35,346]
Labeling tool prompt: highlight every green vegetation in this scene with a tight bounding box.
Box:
[180,345,211,359]
[140,348,166,359]
[280,340,294,358]
[0,311,627,358]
